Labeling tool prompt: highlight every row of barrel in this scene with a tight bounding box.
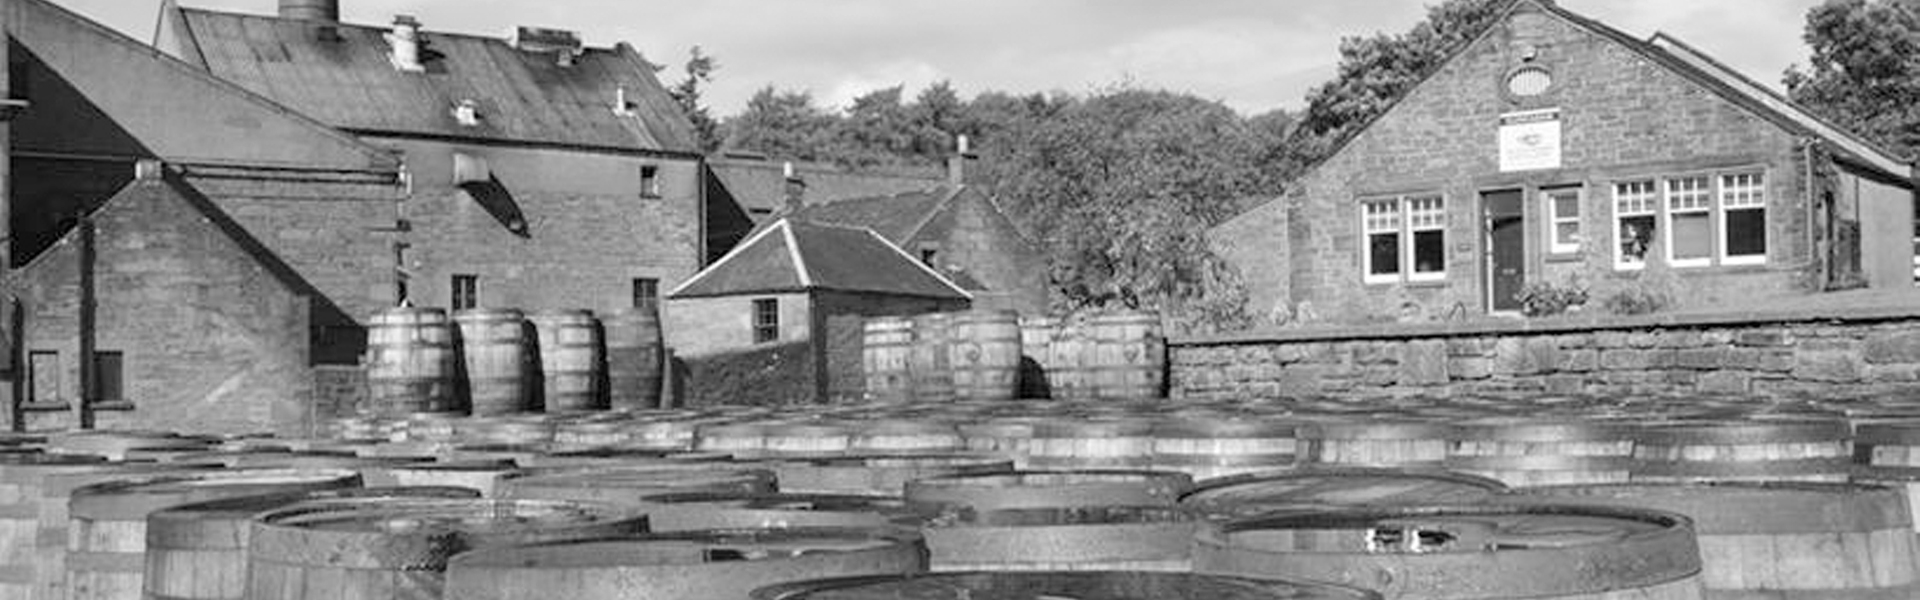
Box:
[861,310,1166,403]
[10,423,1920,600]
[365,306,665,418]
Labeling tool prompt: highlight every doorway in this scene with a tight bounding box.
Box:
[1483,190,1526,313]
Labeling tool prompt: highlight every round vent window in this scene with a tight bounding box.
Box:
[1506,66,1554,97]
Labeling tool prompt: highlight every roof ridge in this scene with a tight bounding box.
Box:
[175,5,622,50]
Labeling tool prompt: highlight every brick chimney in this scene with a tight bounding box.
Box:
[781,161,806,215]
[386,15,425,72]
[947,134,977,187]
[278,0,340,40]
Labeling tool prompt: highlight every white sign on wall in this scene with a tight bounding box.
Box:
[1498,108,1562,172]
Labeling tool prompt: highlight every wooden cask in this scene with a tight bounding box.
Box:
[444,528,927,600]
[629,419,703,451]
[760,422,855,459]
[862,316,915,403]
[850,420,964,455]
[452,308,531,417]
[1631,419,1852,483]
[1027,419,1155,471]
[958,420,1037,469]
[949,310,1021,401]
[245,498,646,600]
[1307,420,1457,469]
[767,454,1014,496]
[141,487,478,600]
[0,454,109,600]
[364,460,519,498]
[1194,504,1706,600]
[499,466,776,508]
[637,492,922,531]
[1512,482,1920,600]
[454,416,555,447]
[47,431,213,462]
[529,309,605,413]
[1045,319,1094,401]
[603,308,665,411]
[1180,468,1509,520]
[1016,316,1062,399]
[910,313,955,402]
[1086,311,1164,400]
[696,422,769,456]
[30,463,214,600]
[924,506,1194,572]
[905,470,1192,513]
[753,571,1384,600]
[65,469,361,600]
[1151,417,1298,481]
[1445,419,1637,487]
[366,307,460,417]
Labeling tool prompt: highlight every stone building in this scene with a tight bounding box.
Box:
[1216,0,1917,325]
[1,0,704,434]
[665,218,970,404]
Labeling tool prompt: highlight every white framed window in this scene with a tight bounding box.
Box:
[1665,176,1713,267]
[753,298,779,343]
[1359,195,1445,284]
[640,165,662,198]
[1614,180,1657,270]
[1407,196,1446,282]
[1719,172,1766,265]
[1543,187,1582,255]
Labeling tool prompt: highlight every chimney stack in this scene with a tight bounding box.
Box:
[947,134,976,187]
[278,0,338,21]
[387,15,425,72]
[782,162,806,214]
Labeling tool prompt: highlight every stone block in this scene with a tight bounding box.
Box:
[1271,344,1310,364]
[1867,364,1920,383]
[1559,349,1599,372]
[1600,349,1652,371]
[1792,350,1866,383]
[1399,340,1450,385]
[1864,331,1920,365]
[1592,331,1631,348]
[1734,329,1790,347]
[1627,332,1659,348]
[1354,342,1398,366]
[1446,337,1492,358]
[1449,357,1493,380]
[1698,371,1752,395]
[1675,348,1727,370]
[1656,331,1702,348]
[1543,374,1587,395]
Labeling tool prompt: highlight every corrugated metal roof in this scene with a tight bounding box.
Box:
[171,7,697,154]
[670,219,969,300]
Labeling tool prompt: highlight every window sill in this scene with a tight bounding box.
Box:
[20,401,70,413]
[639,194,663,200]
[1545,253,1584,264]
[1405,279,1450,289]
[90,401,136,412]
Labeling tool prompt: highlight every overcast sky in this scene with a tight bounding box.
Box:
[55,0,1829,116]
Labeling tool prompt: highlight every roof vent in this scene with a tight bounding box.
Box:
[512,26,583,66]
[452,99,482,127]
[387,15,425,72]
[612,86,636,117]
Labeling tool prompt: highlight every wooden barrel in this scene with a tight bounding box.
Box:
[444,528,927,600]
[499,466,776,508]
[1017,316,1061,399]
[1151,417,1298,481]
[518,449,728,470]
[910,313,954,402]
[1513,482,1918,599]
[551,417,631,449]
[1045,320,1094,401]
[1445,418,1636,487]
[453,308,531,417]
[1194,504,1706,600]
[767,454,1014,496]
[958,420,1036,469]
[949,310,1020,401]
[1631,419,1852,483]
[924,505,1194,572]
[1179,468,1509,520]
[1028,419,1155,470]
[849,420,963,455]
[29,462,217,600]
[630,420,703,451]
[65,469,362,600]
[47,431,213,462]
[753,571,1385,600]
[603,308,665,411]
[530,309,605,413]
[1307,420,1456,468]
[905,470,1192,513]
[0,454,109,600]
[637,492,922,531]
[455,416,555,446]
[1085,311,1164,400]
[366,307,460,417]
[364,460,519,498]
[245,498,645,600]
[142,487,478,600]
[760,422,854,459]
[1854,421,1920,531]
[862,317,915,403]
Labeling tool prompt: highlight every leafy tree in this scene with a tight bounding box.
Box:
[666,46,723,154]
[1786,0,1920,155]
[829,86,918,167]
[724,86,838,162]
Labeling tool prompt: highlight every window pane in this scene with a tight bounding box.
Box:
[1620,215,1656,263]
[1616,181,1657,215]
[1726,208,1766,257]
[1368,233,1401,276]
[1671,212,1711,260]
[1721,172,1765,208]
[1413,230,1445,274]
[1556,222,1581,245]
[29,351,58,403]
[1667,176,1711,211]
[1553,195,1580,219]
[94,352,123,402]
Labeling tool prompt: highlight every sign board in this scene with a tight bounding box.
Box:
[1498,108,1561,172]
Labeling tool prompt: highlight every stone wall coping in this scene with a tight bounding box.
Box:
[1172,303,1920,347]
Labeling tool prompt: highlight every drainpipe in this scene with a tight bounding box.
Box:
[77,215,95,429]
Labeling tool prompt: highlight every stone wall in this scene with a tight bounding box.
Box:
[915,190,1050,314]
[1171,307,1920,402]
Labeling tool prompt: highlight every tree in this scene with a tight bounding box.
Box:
[666,46,723,154]
[829,86,918,167]
[1786,0,1920,156]
[723,86,838,161]
[1287,0,1506,169]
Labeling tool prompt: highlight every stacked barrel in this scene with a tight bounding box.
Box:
[361,305,666,424]
[863,309,1166,403]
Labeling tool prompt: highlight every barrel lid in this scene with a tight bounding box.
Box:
[1508,481,1909,533]
[1181,468,1508,517]
[750,571,1383,600]
[925,505,1192,528]
[71,467,361,519]
[256,497,643,535]
[447,526,922,570]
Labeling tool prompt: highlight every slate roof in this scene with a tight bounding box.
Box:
[791,187,958,245]
[669,219,969,300]
[163,5,697,154]
[708,158,947,217]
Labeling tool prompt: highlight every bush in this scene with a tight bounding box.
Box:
[1599,285,1671,316]
[1516,280,1588,317]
